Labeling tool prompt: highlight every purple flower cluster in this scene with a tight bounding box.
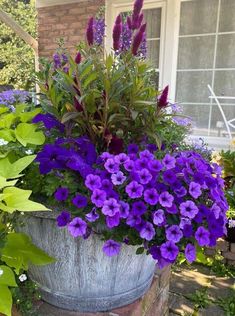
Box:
[54,145,228,266]
[36,135,96,176]
[0,90,29,111]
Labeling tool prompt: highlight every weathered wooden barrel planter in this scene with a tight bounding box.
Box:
[22,211,160,313]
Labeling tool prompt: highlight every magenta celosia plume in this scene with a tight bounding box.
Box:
[158,86,169,108]
[113,15,123,51]
[86,17,94,46]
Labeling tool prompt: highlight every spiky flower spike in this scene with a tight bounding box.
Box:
[132,23,146,55]
[75,52,81,64]
[113,14,123,51]
[132,0,144,30]
[158,86,169,108]
[86,17,94,46]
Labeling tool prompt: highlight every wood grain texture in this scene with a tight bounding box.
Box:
[21,213,156,312]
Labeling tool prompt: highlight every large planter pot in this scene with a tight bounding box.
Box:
[21,212,156,312]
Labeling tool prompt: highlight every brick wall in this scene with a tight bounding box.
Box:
[205,238,235,266]
[37,0,105,58]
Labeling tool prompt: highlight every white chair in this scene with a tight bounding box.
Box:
[207,84,235,140]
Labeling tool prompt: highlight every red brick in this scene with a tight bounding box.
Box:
[37,0,105,57]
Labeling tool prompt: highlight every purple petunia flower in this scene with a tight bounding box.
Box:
[85,208,99,222]
[160,241,179,261]
[148,159,163,173]
[153,209,165,226]
[68,217,87,237]
[125,181,144,199]
[166,225,183,243]
[106,212,120,228]
[102,198,120,216]
[166,204,178,214]
[139,150,154,160]
[189,182,202,199]
[72,194,88,208]
[144,188,159,205]
[185,243,196,263]
[132,201,147,215]
[102,239,121,257]
[56,211,71,227]
[163,170,177,184]
[127,144,139,154]
[100,152,113,161]
[126,214,142,227]
[111,171,126,185]
[162,154,176,170]
[195,226,210,246]
[138,168,152,184]
[124,159,135,171]
[85,174,102,190]
[91,189,107,207]
[180,201,199,219]
[119,201,130,218]
[175,186,187,197]
[135,157,149,170]
[139,222,155,241]
[183,224,193,238]
[54,187,69,201]
[159,192,174,208]
[104,158,119,173]
[33,113,65,132]
[114,153,129,164]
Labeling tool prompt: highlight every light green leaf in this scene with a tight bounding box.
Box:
[15,123,45,146]
[0,176,18,190]
[19,108,41,123]
[1,187,49,213]
[0,266,17,287]
[1,233,55,274]
[0,155,36,179]
[0,113,15,129]
[0,129,15,142]
[0,285,12,316]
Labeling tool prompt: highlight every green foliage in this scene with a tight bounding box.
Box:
[215,289,235,316]
[0,0,36,89]
[1,233,55,274]
[12,278,41,316]
[185,287,211,311]
[38,46,188,153]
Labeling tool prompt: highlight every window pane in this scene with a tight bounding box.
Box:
[216,34,235,68]
[182,104,210,135]
[146,40,160,68]
[176,71,213,103]
[143,8,161,39]
[214,70,235,98]
[219,0,235,32]
[178,36,215,69]
[180,0,218,35]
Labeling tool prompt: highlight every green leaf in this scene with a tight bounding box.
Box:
[1,233,55,274]
[0,113,15,129]
[0,129,15,142]
[15,123,45,146]
[0,266,17,287]
[136,247,145,255]
[0,285,12,316]
[0,155,36,179]
[19,108,41,123]
[0,176,18,190]
[83,72,97,89]
[1,187,50,213]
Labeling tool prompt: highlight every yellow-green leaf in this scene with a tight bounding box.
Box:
[15,123,45,146]
[0,285,12,316]
[0,266,17,287]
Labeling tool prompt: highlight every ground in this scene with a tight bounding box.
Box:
[169,263,235,316]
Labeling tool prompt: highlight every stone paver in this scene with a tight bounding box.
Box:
[169,264,235,316]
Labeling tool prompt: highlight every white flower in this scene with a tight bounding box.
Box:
[19,274,27,282]
[0,269,3,276]
[25,149,33,155]
[228,219,235,228]
[0,138,8,146]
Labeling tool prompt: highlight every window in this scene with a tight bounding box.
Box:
[106,0,235,149]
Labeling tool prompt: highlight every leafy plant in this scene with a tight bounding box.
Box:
[215,289,235,316]
[185,287,211,311]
